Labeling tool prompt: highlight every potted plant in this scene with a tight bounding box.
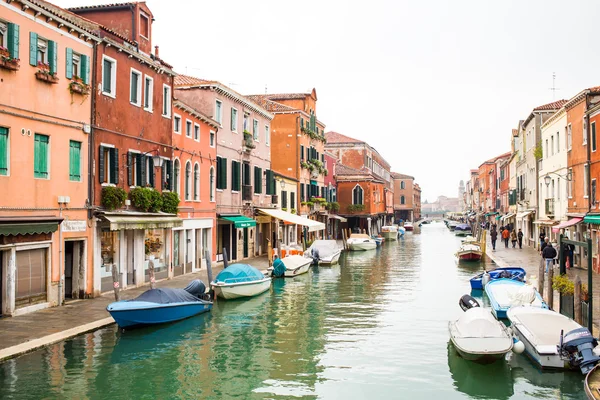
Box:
[553,274,575,319]
[35,61,59,84]
[581,283,589,302]
[0,46,19,71]
[69,75,90,95]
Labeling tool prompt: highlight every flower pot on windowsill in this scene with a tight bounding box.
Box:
[69,81,90,95]
[0,57,19,71]
[35,71,59,84]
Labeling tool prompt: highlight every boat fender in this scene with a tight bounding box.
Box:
[512,339,525,354]
[459,294,480,312]
[481,271,491,288]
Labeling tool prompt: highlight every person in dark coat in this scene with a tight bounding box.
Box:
[539,229,546,248]
[542,242,558,273]
[517,229,523,249]
[490,228,498,250]
[540,237,549,253]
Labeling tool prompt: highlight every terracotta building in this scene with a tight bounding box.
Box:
[323,151,345,239]
[391,173,416,222]
[0,0,99,315]
[174,76,274,263]
[413,183,422,220]
[68,2,179,295]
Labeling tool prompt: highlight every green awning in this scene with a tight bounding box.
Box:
[220,215,256,228]
[0,222,59,236]
[485,212,499,217]
[584,215,600,225]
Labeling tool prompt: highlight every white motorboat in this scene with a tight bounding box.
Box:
[508,306,600,374]
[347,234,377,251]
[380,225,398,241]
[397,226,406,237]
[404,222,414,231]
[305,240,342,265]
[267,254,312,277]
[449,296,513,363]
[211,263,271,300]
[455,242,483,261]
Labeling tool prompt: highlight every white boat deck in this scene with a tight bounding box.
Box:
[510,308,580,349]
[487,283,544,308]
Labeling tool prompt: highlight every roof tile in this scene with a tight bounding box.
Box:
[533,99,568,111]
[324,131,363,144]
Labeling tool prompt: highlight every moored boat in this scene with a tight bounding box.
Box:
[305,240,342,265]
[347,234,377,251]
[454,223,472,237]
[397,226,406,237]
[448,221,459,231]
[381,225,399,241]
[106,279,212,329]
[267,254,312,277]
[403,222,414,231]
[508,306,600,374]
[372,235,384,247]
[585,365,600,399]
[455,242,482,261]
[470,267,526,290]
[211,263,271,300]
[485,278,547,319]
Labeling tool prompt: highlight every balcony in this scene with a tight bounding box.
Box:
[545,198,555,216]
[243,132,255,152]
[242,185,253,201]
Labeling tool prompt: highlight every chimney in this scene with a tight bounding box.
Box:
[155,45,159,58]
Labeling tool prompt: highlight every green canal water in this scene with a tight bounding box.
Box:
[0,223,588,399]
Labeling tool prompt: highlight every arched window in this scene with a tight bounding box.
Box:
[193,163,200,201]
[400,181,405,189]
[401,195,405,205]
[352,185,364,205]
[185,161,191,200]
[209,167,215,202]
[174,159,181,196]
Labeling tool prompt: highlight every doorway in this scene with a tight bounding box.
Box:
[64,242,74,299]
[126,231,136,286]
[243,227,249,258]
[0,252,3,317]
[64,240,85,299]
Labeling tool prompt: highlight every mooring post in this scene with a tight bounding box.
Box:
[205,250,214,299]
[111,264,120,302]
[547,266,554,311]
[149,259,156,290]
[574,275,582,325]
[222,247,229,269]
[587,237,593,333]
[538,260,544,298]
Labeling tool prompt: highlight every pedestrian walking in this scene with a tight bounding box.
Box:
[539,229,546,248]
[517,229,523,249]
[502,228,510,248]
[542,242,557,273]
[562,240,575,269]
[490,228,498,251]
[510,229,517,248]
[540,237,549,253]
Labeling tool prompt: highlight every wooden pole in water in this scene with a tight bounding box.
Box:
[148,259,156,290]
[342,229,347,250]
[222,247,229,269]
[547,266,554,310]
[538,259,544,298]
[205,250,214,299]
[574,275,582,324]
[111,264,120,301]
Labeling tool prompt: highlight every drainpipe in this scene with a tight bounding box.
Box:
[58,202,63,306]
[88,43,98,220]
[586,94,592,213]
[130,4,136,44]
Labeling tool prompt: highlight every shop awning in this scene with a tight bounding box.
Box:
[552,217,583,232]
[328,214,348,222]
[484,212,499,217]
[220,215,257,228]
[257,208,325,232]
[534,220,558,226]
[500,213,515,221]
[99,212,182,231]
[0,216,63,236]
[516,211,534,219]
[584,215,600,225]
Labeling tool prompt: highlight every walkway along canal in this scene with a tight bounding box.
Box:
[0,223,588,399]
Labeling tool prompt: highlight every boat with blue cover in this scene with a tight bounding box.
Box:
[106,279,212,329]
[470,267,526,290]
[484,278,547,319]
[210,263,271,300]
[454,224,472,237]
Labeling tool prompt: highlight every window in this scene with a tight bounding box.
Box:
[290,192,295,210]
[557,132,560,152]
[210,131,215,147]
[130,69,142,106]
[0,127,8,175]
[585,163,590,198]
[281,190,287,209]
[300,145,305,160]
[592,122,597,152]
[231,160,241,191]
[243,113,249,132]
[557,179,560,200]
[584,117,588,145]
[568,169,572,198]
[545,139,548,159]
[352,185,364,205]
[210,167,215,202]
[216,156,227,190]
[215,100,223,124]
[98,145,118,184]
[194,163,199,201]
[34,134,49,179]
[254,166,262,194]
[1,22,19,61]
[300,183,305,201]
[162,85,172,117]
[593,179,597,206]
[231,108,238,132]
[0,22,6,48]
[140,13,150,38]
[551,136,554,156]
[265,125,270,146]
[65,49,89,83]
[102,55,117,96]
[194,124,200,141]
[128,152,154,187]
[400,181,405,189]
[173,115,181,134]
[173,159,181,196]
[401,195,405,205]
[567,124,572,150]
[185,161,191,200]
[185,120,192,138]
[253,119,259,141]
[36,37,47,64]
[551,179,555,199]
[69,141,81,181]
[144,76,153,111]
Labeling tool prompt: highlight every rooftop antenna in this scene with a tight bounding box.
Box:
[549,72,560,100]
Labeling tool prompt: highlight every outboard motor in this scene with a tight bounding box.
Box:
[559,328,600,374]
[459,294,480,312]
[184,279,209,300]
[481,271,491,288]
[499,270,512,279]
[311,248,320,265]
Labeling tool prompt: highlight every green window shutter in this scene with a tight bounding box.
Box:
[300,118,304,128]
[65,48,73,79]
[148,157,155,187]
[102,59,111,93]
[7,23,19,60]
[110,148,119,184]
[127,152,133,186]
[221,157,228,190]
[254,166,262,194]
[301,145,304,160]
[48,40,57,75]
[136,154,143,186]
[29,32,38,66]
[300,183,305,201]
[271,171,276,195]
[98,146,105,184]
[0,127,8,175]
[69,141,81,181]
[81,55,90,85]
[291,192,295,209]
[216,157,222,189]
[231,160,236,190]
[167,160,174,190]
[236,162,241,191]
[34,134,49,178]
[258,167,262,194]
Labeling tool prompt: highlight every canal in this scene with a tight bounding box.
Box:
[0,223,588,399]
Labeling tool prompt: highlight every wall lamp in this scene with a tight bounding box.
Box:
[126,148,165,168]
[544,171,572,186]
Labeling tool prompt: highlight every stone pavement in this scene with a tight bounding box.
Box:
[0,255,270,361]
[486,239,600,334]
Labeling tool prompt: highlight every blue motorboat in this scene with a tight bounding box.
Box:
[470,267,526,290]
[372,236,384,247]
[454,224,472,237]
[484,278,547,319]
[107,279,212,329]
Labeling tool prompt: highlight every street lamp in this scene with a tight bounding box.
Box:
[545,171,572,184]
[279,179,286,189]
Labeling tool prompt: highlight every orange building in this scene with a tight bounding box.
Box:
[171,100,219,275]
[0,0,99,315]
[566,90,591,218]
[391,173,416,222]
[414,183,422,220]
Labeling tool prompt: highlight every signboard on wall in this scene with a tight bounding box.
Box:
[62,220,87,232]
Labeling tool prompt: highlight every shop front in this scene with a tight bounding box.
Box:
[95,211,181,294]
[217,215,257,263]
[172,218,215,275]
[257,208,325,250]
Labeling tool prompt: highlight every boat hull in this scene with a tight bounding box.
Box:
[267,257,312,277]
[318,251,342,266]
[457,251,482,261]
[455,231,472,237]
[107,301,212,329]
[486,279,547,319]
[212,278,271,300]
[585,365,600,399]
[349,242,377,251]
[381,231,398,241]
[404,225,414,231]
[470,267,526,290]
[452,342,508,363]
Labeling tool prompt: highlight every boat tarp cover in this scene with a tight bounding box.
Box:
[309,240,339,258]
[509,285,537,307]
[455,308,505,337]
[132,288,201,304]
[215,263,264,283]
[281,255,310,270]
[455,224,471,231]
[272,258,286,277]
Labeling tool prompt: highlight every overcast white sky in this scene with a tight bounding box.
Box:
[54,0,600,202]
